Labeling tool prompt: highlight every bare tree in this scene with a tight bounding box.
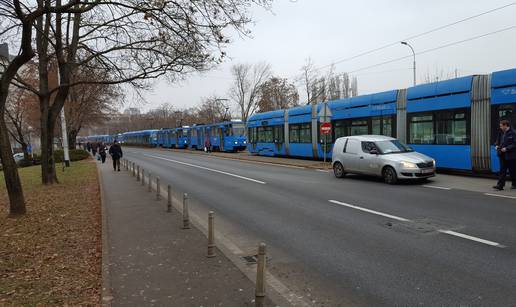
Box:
[65,70,121,148]
[229,62,271,123]
[300,57,317,104]
[257,77,299,112]
[197,96,230,124]
[0,0,271,214]
[0,1,85,215]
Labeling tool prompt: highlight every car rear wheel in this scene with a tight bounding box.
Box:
[383,166,398,184]
[333,162,345,178]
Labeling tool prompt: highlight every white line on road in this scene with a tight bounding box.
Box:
[144,154,267,185]
[484,193,516,199]
[316,169,330,173]
[438,230,505,248]
[328,200,506,248]
[423,185,452,190]
[328,200,410,222]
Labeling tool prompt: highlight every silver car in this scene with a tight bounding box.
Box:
[331,135,436,184]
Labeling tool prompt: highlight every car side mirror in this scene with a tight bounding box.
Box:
[369,149,379,155]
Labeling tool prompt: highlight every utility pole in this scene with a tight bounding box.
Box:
[401,41,416,86]
[57,68,70,167]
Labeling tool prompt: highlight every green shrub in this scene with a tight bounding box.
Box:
[18,158,35,168]
[53,149,90,163]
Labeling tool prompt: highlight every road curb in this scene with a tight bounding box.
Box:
[97,163,113,307]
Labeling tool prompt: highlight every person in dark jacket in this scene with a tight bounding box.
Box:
[493,119,516,190]
[92,142,98,157]
[204,137,211,153]
[98,143,107,164]
[109,141,123,171]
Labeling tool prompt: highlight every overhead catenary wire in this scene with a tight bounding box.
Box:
[309,1,516,74]
[293,23,516,91]
[346,24,516,74]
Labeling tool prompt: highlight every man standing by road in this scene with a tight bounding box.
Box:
[493,119,516,190]
[109,141,123,172]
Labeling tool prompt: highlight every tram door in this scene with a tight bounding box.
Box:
[219,127,224,151]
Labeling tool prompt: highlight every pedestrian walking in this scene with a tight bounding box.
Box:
[204,136,211,153]
[92,142,98,157]
[99,143,107,164]
[86,142,91,153]
[109,141,123,172]
[493,119,516,190]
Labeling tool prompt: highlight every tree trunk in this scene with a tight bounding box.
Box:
[0,115,26,216]
[40,114,58,185]
[68,129,77,149]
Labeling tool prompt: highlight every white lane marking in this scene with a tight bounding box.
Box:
[423,185,452,190]
[144,154,266,185]
[328,200,506,248]
[438,230,505,248]
[316,169,330,173]
[485,193,516,199]
[328,200,410,222]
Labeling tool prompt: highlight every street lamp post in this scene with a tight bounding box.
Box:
[401,41,416,86]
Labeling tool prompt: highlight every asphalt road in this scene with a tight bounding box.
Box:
[123,147,516,307]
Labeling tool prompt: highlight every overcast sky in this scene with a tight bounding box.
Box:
[131,0,516,114]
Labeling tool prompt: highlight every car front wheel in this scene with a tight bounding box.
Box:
[333,162,345,178]
[383,166,398,184]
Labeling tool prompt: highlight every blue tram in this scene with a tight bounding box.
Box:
[248,68,516,173]
[122,129,159,146]
[192,121,247,152]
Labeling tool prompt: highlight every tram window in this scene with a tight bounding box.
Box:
[258,126,273,143]
[372,118,381,135]
[491,104,516,143]
[383,117,393,137]
[299,123,311,143]
[350,119,368,135]
[273,125,284,143]
[289,125,300,143]
[435,110,469,145]
[289,123,311,143]
[232,124,245,136]
[334,120,347,139]
[409,114,434,144]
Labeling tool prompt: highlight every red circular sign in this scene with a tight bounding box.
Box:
[320,123,331,135]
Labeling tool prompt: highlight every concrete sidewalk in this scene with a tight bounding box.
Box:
[99,159,271,306]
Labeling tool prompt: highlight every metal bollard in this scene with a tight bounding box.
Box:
[156,177,161,200]
[137,165,140,181]
[148,173,152,192]
[132,162,135,176]
[182,193,190,229]
[141,169,145,186]
[167,185,172,212]
[255,243,267,307]
[207,211,216,258]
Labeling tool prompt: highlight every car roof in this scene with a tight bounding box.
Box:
[337,135,396,142]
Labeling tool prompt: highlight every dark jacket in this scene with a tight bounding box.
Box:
[496,128,516,160]
[109,143,123,159]
[99,145,107,156]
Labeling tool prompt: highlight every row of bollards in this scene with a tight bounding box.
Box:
[122,158,268,306]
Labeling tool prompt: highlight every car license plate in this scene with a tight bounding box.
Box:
[421,169,433,174]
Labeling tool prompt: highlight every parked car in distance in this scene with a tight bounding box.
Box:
[332,135,436,184]
[13,153,25,163]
